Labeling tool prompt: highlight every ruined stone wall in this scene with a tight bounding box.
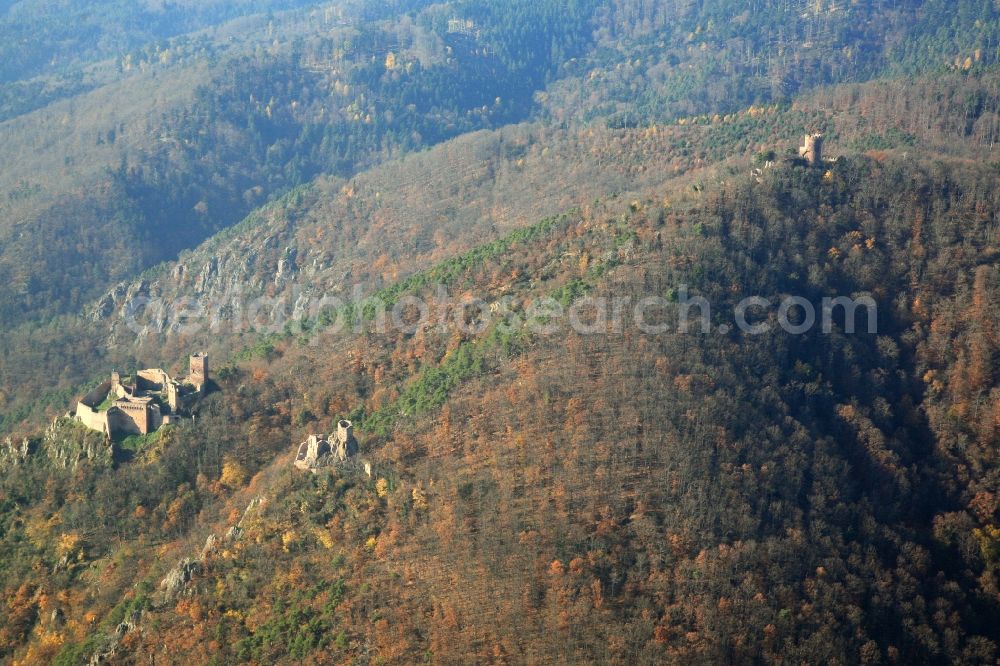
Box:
[137,369,170,391]
[108,403,150,436]
[149,404,164,431]
[80,380,113,409]
[75,402,110,434]
[189,354,208,390]
[113,382,129,399]
[166,381,180,413]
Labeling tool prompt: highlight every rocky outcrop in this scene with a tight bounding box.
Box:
[43,417,113,469]
[275,247,298,285]
[93,292,117,321]
[160,496,265,602]
[159,558,200,599]
[224,524,244,543]
[85,192,322,343]
[0,436,32,468]
[221,496,268,544]
[92,283,127,321]
[92,281,152,322]
[86,608,142,666]
[201,533,218,559]
[0,418,111,472]
[230,496,266,537]
[195,256,219,293]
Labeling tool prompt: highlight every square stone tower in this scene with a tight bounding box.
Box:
[189,353,208,391]
[799,133,824,167]
[334,420,358,461]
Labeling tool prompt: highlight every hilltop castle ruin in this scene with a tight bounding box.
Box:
[73,354,208,438]
[799,132,824,167]
[294,419,360,472]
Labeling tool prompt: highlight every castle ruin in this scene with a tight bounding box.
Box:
[799,133,824,167]
[189,353,208,392]
[72,354,209,438]
[294,419,360,472]
[447,18,481,38]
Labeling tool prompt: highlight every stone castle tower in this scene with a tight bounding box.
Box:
[337,419,353,443]
[189,353,208,391]
[293,420,361,471]
[799,133,824,167]
[334,420,358,461]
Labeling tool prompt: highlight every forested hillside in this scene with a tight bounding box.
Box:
[1,145,997,664]
[2,0,999,329]
[0,0,327,85]
[0,1,998,664]
[0,0,600,326]
[3,65,997,438]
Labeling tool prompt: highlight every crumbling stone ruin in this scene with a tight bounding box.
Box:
[294,419,360,472]
[72,354,208,438]
[447,17,480,38]
[799,132,824,167]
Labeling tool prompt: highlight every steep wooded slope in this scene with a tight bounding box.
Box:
[1,146,997,663]
[3,0,998,328]
[0,3,998,661]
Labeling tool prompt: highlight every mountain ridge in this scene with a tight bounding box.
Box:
[0,2,998,664]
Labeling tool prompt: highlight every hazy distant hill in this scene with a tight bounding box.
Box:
[0,0,330,84]
[2,0,998,330]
